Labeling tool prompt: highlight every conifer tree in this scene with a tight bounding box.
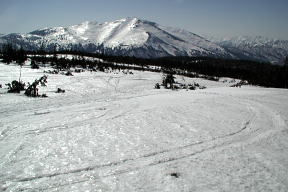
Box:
[16,47,27,82]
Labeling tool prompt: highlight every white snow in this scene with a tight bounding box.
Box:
[0,62,288,191]
[62,18,149,48]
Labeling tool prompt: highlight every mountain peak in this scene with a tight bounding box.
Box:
[0,18,234,58]
[1,17,287,63]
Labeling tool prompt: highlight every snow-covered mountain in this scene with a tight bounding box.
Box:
[1,18,287,63]
[0,17,232,58]
[208,36,288,64]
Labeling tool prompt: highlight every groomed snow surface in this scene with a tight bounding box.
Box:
[0,63,288,192]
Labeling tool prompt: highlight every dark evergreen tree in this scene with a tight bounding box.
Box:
[284,56,288,88]
[162,73,175,89]
[16,47,27,65]
[31,60,39,69]
[2,43,15,64]
[16,47,27,82]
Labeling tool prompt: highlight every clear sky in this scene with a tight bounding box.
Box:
[0,0,287,39]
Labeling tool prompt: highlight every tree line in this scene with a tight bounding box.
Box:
[1,43,288,88]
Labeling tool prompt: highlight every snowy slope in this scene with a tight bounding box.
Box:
[1,62,288,191]
[0,18,232,58]
[208,36,288,64]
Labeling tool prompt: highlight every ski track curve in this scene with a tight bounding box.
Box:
[5,90,285,192]
[1,65,288,191]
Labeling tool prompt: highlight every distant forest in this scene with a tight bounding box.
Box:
[1,44,288,89]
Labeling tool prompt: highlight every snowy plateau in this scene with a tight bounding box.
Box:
[0,60,288,192]
[1,17,288,64]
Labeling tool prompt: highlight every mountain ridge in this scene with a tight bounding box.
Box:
[1,17,287,64]
[207,35,288,64]
[0,17,233,59]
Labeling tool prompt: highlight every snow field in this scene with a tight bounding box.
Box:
[0,63,288,191]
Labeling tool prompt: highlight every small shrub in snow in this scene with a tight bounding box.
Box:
[170,172,180,178]
[188,84,196,90]
[74,68,84,73]
[172,84,180,90]
[30,60,39,69]
[25,75,48,97]
[65,70,73,76]
[98,66,105,72]
[6,80,25,93]
[206,76,219,81]
[154,83,161,89]
[44,69,59,74]
[230,80,249,88]
[162,73,175,89]
[56,88,65,93]
[156,73,205,91]
[89,68,97,72]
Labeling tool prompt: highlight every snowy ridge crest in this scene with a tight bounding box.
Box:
[207,35,288,64]
[0,17,232,58]
[1,18,287,63]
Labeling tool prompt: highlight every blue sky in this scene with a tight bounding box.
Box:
[0,0,287,39]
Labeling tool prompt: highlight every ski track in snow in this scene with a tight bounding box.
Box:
[0,63,288,192]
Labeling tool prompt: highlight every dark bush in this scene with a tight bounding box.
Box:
[65,70,73,76]
[56,88,65,93]
[74,68,84,73]
[188,84,196,90]
[206,76,219,81]
[170,172,180,178]
[230,80,249,88]
[31,60,39,69]
[25,75,48,97]
[162,73,175,88]
[44,69,59,74]
[154,83,160,89]
[6,80,25,93]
